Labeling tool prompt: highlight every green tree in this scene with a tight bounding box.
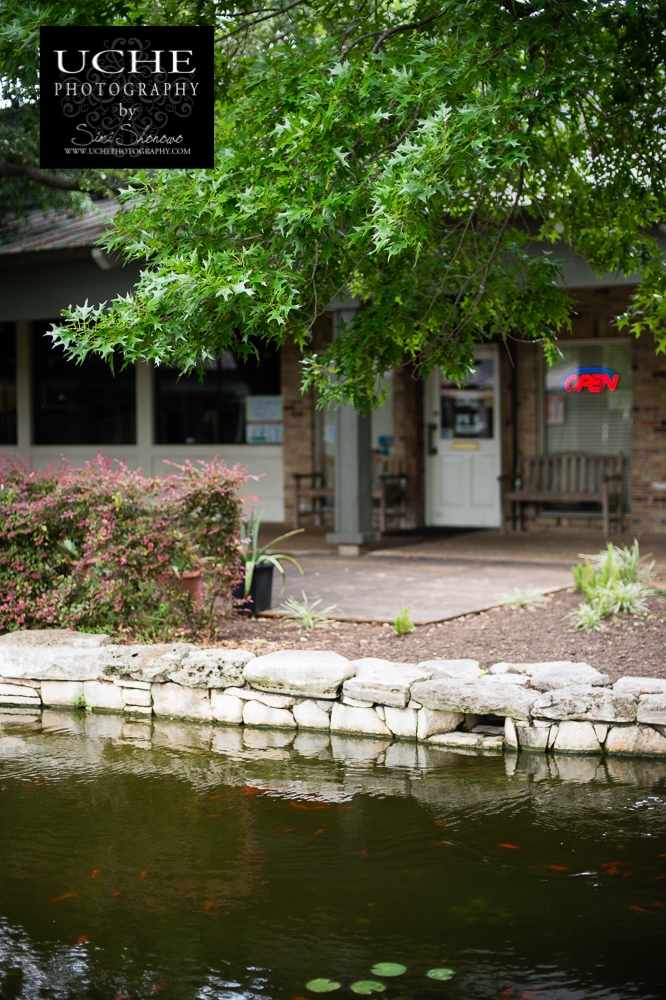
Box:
[3,1,666,407]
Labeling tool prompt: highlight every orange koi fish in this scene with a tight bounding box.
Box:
[312,828,325,837]
[434,821,448,827]
[204,902,213,912]
[541,865,569,872]
[290,801,309,811]
[242,786,263,796]
[206,813,221,819]
[435,840,455,846]
[496,843,519,850]
[654,900,664,908]
[139,871,148,878]
[360,850,368,858]
[281,828,295,834]
[91,869,100,878]
[209,793,230,800]
[629,905,650,914]
[49,893,77,903]
[76,935,88,945]
[110,891,123,899]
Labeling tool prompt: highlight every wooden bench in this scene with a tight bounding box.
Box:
[499,452,624,536]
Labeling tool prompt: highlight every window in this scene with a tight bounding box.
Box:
[154,345,281,445]
[32,321,136,445]
[0,323,17,445]
[545,340,632,506]
[440,359,494,439]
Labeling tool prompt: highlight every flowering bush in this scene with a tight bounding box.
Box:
[0,454,249,639]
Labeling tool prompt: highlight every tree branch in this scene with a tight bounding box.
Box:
[0,162,82,191]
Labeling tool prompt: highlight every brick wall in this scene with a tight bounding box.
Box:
[392,361,424,527]
[631,334,666,531]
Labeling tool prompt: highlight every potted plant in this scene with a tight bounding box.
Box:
[234,510,304,614]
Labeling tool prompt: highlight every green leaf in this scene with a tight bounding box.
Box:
[306,980,341,993]
[350,982,386,995]
[370,964,406,977]
[426,969,455,981]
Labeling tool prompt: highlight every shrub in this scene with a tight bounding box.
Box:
[570,540,653,631]
[0,454,249,640]
[394,606,415,636]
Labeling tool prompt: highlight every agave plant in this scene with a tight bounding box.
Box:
[278,591,337,629]
[240,509,304,597]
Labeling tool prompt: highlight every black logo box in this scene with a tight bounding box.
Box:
[40,25,214,168]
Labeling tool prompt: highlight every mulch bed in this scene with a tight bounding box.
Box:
[203,589,666,683]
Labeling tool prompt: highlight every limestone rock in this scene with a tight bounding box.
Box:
[123,704,152,716]
[120,687,152,707]
[0,682,41,706]
[242,700,296,728]
[0,629,111,647]
[293,699,331,730]
[384,706,418,739]
[0,645,111,682]
[552,720,602,753]
[243,649,354,699]
[517,724,551,750]
[344,659,432,708]
[483,673,530,686]
[330,702,391,737]
[416,707,463,740]
[614,676,666,695]
[151,682,213,721]
[504,717,519,748]
[315,700,333,713]
[40,680,83,706]
[528,664,611,691]
[101,644,196,683]
[411,678,536,720]
[82,681,124,711]
[606,725,666,756]
[532,685,637,723]
[418,658,481,680]
[223,687,295,709]
[637,694,666,725]
[210,691,244,724]
[491,660,594,676]
[168,647,255,689]
[342,696,374,708]
[428,730,503,751]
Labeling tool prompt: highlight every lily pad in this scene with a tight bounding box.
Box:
[370,964,406,977]
[350,982,386,995]
[306,979,341,993]
[426,969,455,982]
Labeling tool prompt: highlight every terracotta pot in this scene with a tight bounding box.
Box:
[177,571,202,598]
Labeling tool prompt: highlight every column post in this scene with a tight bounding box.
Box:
[135,361,154,475]
[15,321,32,461]
[325,298,380,556]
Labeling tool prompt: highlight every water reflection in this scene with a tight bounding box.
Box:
[0,711,664,999]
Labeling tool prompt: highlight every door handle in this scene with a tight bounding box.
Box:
[427,423,438,455]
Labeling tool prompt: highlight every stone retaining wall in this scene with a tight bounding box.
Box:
[1,630,666,757]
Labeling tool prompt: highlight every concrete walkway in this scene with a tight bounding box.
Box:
[268,553,572,624]
[259,527,666,624]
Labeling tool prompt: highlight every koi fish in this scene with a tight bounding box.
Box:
[242,786,263,796]
[76,935,88,945]
[281,828,295,834]
[434,821,448,827]
[541,865,569,872]
[204,902,213,912]
[622,872,636,878]
[209,793,230,800]
[360,850,368,858]
[496,843,519,850]
[601,861,627,875]
[435,840,455,847]
[206,813,221,819]
[91,869,100,878]
[110,891,123,899]
[61,808,73,813]
[654,900,664,908]
[502,989,514,998]
[338,805,355,810]
[49,892,77,903]
[139,872,148,878]
[629,905,650,914]
[311,804,331,810]
[290,801,310,811]
[150,985,167,995]
[312,828,325,837]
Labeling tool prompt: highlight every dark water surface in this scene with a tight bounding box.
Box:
[0,711,665,1000]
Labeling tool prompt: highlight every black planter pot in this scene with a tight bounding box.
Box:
[233,562,274,614]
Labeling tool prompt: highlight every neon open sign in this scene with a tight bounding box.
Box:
[562,367,619,392]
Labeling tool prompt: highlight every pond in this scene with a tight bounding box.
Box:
[0,710,665,1000]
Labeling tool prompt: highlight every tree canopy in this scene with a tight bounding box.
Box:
[3,0,666,408]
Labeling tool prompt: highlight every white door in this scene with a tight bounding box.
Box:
[425,346,501,527]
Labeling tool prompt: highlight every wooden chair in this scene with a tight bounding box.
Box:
[372,453,408,531]
[293,455,335,528]
[499,452,624,536]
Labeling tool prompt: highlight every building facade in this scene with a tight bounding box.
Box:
[1,203,665,535]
